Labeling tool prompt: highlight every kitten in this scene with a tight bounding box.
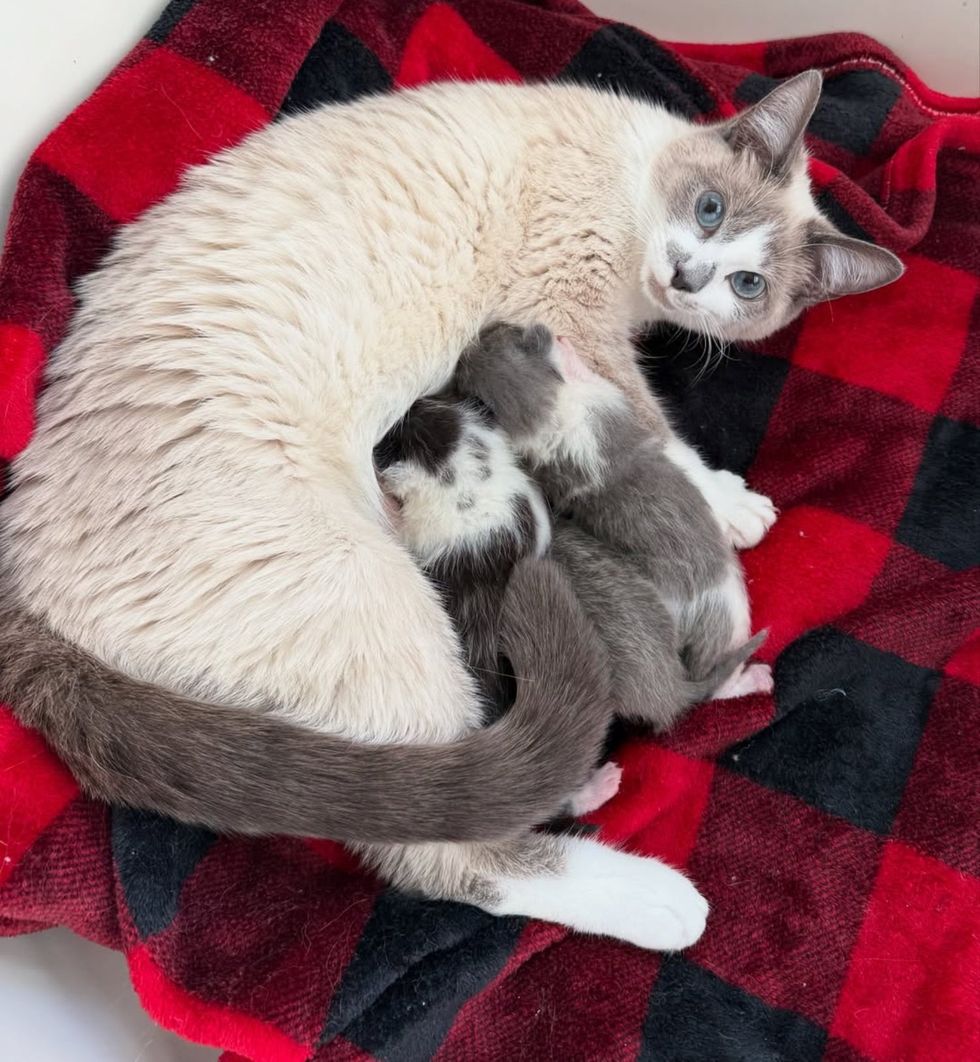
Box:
[0,72,901,950]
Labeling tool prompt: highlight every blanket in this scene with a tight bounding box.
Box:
[1,2,978,1059]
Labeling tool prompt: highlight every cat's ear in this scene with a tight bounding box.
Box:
[723,70,822,176]
[803,222,905,303]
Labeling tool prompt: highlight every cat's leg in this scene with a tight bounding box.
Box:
[363,832,708,952]
[586,339,777,549]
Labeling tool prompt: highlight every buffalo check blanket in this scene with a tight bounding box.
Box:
[1,2,978,1059]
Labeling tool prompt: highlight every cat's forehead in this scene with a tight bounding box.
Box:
[657,134,815,236]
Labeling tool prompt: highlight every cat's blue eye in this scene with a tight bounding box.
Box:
[729,271,766,299]
[695,191,725,230]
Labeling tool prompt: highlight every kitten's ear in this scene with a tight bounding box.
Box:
[804,223,905,303]
[723,70,822,176]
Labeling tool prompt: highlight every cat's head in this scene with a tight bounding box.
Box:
[640,71,903,342]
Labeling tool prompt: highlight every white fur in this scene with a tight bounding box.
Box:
[383,422,547,565]
[518,343,627,488]
[494,836,709,951]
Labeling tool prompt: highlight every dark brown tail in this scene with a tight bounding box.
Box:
[0,560,610,844]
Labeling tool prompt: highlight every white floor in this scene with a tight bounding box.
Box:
[0,2,976,1060]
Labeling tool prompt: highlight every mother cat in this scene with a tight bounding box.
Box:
[0,71,900,950]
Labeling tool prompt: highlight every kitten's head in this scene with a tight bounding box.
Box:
[641,71,903,342]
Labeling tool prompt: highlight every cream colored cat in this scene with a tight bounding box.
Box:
[0,71,901,951]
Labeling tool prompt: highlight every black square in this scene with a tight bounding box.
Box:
[640,328,790,477]
[562,25,716,118]
[736,70,901,156]
[897,416,980,571]
[640,956,826,1061]
[280,22,391,116]
[724,628,939,834]
[814,188,874,242]
[321,890,522,1059]
[111,808,216,939]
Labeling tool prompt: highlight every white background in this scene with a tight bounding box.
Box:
[0,2,977,1060]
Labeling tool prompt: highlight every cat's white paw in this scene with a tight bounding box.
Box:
[713,662,774,700]
[705,470,777,549]
[611,858,709,951]
[568,761,623,816]
[496,839,709,951]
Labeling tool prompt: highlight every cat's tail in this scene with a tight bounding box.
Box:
[0,559,611,845]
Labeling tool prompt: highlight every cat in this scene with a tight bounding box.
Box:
[0,71,902,950]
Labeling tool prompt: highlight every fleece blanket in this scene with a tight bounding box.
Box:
[1,2,978,1059]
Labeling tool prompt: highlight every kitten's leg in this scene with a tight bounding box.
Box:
[711,662,774,700]
[364,833,707,952]
[585,339,777,549]
[566,762,623,816]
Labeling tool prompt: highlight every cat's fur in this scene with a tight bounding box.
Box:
[0,72,901,949]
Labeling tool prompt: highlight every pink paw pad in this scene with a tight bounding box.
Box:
[568,761,623,816]
[713,662,774,700]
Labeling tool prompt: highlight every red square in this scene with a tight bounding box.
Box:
[892,677,980,876]
[750,367,931,535]
[839,545,980,672]
[0,710,79,884]
[592,742,715,870]
[164,0,328,113]
[832,842,980,1062]
[396,3,521,88]
[0,324,46,460]
[36,47,267,223]
[740,505,891,663]
[792,254,976,414]
[436,930,658,1061]
[945,628,980,685]
[688,770,882,1026]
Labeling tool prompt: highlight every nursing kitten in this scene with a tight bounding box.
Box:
[0,72,902,950]
[457,323,772,726]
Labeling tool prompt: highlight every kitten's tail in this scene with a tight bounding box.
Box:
[0,559,610,845]
[683,630,768,702]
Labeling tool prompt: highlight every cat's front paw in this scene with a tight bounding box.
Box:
[705,470,776,549]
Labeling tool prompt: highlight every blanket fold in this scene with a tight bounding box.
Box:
[1,2,977,1059]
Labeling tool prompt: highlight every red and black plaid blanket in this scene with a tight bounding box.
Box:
[1,2,978,1059]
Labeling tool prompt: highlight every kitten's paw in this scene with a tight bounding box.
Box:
[567,762,622,816]
[706,470,777,549]
[713,662,774,700]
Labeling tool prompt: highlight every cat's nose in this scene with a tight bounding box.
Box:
[670,261,713,294]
